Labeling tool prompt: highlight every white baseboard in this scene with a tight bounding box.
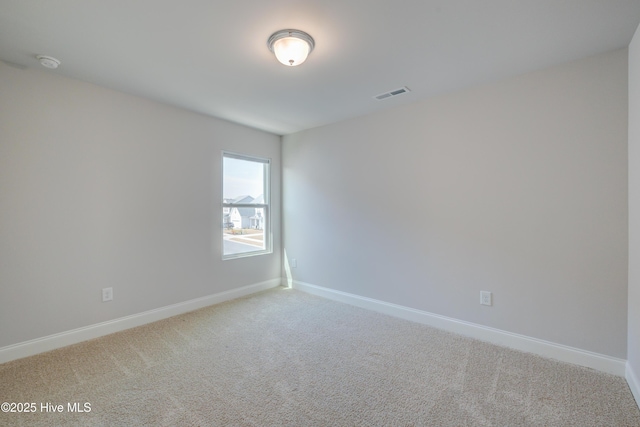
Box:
[627,362,640,408]
[293,280,627,377]
[0,278,282,364]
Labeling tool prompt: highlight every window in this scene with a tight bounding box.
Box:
[222,152,271,259]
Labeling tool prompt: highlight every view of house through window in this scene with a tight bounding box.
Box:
[222,152,270,258]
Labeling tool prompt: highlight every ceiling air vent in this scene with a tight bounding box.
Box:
[374,86,411,100]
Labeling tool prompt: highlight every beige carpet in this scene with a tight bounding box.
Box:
[1,287,639,426]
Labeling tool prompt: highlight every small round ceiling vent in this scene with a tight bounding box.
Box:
[36,55,61,69]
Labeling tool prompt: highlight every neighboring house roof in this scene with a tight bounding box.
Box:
[228,195,263,220]
[226,195,265,205]
[231,195,254,204]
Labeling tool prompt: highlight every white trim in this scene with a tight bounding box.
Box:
[293,280,627,376]
[627,362,640,409]
[0,278,283,364]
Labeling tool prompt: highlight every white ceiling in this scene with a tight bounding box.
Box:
[1,1,640,135]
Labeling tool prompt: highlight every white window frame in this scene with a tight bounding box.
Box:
[222,151,271,260]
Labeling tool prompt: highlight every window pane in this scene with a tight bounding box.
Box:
[222,153,270,258]
[223,210,266,255]
[223,156,265,202]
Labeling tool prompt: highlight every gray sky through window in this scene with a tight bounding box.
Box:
[223,156,264,200]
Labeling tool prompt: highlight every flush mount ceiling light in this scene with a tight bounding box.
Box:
[36,55,61,69]
[267,29,315,67]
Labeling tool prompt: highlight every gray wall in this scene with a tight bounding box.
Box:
[629,26,640,383]
[0,63,281,348]
[283,49,628,358]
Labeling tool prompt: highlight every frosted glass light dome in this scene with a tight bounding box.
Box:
[268,30,315,67]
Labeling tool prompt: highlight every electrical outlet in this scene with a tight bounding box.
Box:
[291,258,297,268]
[102,287,113,302]
[480,291,492,306]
